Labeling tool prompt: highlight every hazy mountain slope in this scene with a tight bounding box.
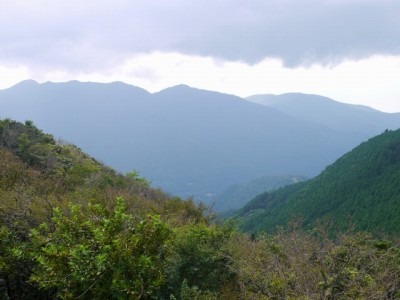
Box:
[0,81,388,204]
[237,129,400,234]
[144,85,349,199]
[247,93,400,134]
[213,175,307,212]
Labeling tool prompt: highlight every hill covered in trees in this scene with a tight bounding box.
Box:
[237,128,400,234]
[1,119,400,299]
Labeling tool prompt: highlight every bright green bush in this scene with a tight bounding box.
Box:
[30,198,172,299]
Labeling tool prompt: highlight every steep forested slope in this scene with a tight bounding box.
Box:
[238,129,400,234]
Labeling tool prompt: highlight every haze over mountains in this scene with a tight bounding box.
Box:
[247,93,400,134]
[1,80,399,206]
[214,174,307,212]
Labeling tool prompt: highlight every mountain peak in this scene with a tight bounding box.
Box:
[171,84,191,89]
[156,84,193,94]
[11,79,39,89]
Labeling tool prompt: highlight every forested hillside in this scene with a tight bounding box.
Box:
[238,128,400,234]
[1,119,399,299]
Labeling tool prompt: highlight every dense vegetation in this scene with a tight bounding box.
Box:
[1,119,400,299]
[238,129,400,234]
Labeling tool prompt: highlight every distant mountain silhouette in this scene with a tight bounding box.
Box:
[247,93,400,134]
[1,81,398,207]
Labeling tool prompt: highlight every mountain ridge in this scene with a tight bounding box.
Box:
[246,93,400,134]
[1,80,399,208]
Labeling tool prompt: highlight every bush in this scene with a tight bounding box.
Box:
[30,198,172,299]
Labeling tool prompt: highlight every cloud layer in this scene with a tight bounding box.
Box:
[1,0,399,71]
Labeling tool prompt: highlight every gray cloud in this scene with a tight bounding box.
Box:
[1,0,399,71]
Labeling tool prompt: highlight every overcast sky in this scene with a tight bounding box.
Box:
[1,0,399,112]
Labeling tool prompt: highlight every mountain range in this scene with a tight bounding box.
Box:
[1,80,399,207]
[247,93,400,134]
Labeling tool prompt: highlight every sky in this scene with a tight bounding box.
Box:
[0,0,399,112]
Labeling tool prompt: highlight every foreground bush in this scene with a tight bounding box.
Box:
[2,200,400,299]
[31,198,171,299]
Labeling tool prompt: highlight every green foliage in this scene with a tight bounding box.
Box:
[164,223,234,297]
[179,279,218,300]
[31,198,172,299]
[0,226,44,299]
[127,170,150,187]
[238,129,400,234]
[228,226,400,299]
